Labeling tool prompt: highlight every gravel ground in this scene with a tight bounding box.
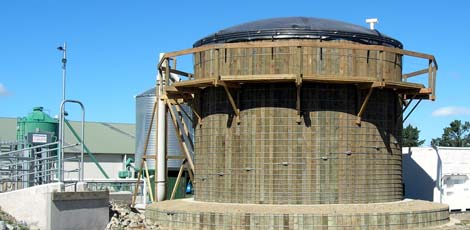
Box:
[0,207,30,230]
[438,212,470,229]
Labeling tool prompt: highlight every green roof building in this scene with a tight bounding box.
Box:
[0,117,135,179]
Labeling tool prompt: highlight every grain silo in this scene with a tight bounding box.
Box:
[135,87,193,170]
[135,87,193,199]
[146,17,448,229]
[135,88,158,170]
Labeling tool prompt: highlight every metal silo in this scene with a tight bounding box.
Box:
[135,87,192,171]
[17,107,59,144]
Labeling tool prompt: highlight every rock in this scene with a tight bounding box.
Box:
[129,222,139,228]
[105,201,147,230]
[0,207,29,230]
[145,219,153,226]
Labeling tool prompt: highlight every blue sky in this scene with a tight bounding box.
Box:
[1,0,469,145]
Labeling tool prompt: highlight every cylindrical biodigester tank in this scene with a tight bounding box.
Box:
[145,17,451,230]
[192,17,403,205]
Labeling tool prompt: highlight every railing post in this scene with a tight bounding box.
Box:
[59,100,86,188]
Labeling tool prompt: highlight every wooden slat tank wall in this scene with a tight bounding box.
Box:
[194,84,402,204]
[192,40,403,204]
[146,199,450,230]
[193,40,402,81]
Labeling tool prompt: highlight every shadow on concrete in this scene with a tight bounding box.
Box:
[402,151,435,201]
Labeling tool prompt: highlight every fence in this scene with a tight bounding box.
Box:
[0,141,80,192]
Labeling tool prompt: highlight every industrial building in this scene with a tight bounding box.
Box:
[0,89,191,197]
[0,89,190,228]
[0,108,136,229]
[0,111,135,181]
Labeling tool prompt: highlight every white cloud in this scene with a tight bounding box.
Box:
[0,83,9,96]
[432,106,470,117]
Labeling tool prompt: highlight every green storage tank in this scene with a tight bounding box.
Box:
[143,171,189,200]
[17,107,59,145]
[166,172,189,200]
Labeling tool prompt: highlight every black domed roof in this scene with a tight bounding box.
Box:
[193,17,402,48]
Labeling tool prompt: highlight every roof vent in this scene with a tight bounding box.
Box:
[365,18,378,30]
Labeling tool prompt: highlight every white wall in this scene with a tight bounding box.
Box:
[0,183,63,229]
[437,147,470,211]
[402,147,470,211]
[438,147,470,176]
[402,147,440,202]
[64,153,130,180]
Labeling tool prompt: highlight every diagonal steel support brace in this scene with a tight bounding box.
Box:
[403,99,422,123]
[396,94,417,124]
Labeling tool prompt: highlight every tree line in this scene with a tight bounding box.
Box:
[402,120,470,147]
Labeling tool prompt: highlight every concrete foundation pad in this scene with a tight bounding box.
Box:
[146,198,449,229]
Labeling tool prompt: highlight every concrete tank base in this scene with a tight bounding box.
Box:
[146,198,449,229]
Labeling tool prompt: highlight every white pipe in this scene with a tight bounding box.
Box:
[156,53,167,201]
[170,73,181,82]
[123,154,127,171]
[143,178,147,204]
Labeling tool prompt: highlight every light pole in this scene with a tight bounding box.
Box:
[57,42,67,185]
[57,42,67,102]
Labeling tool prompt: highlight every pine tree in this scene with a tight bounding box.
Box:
[431,120,470,147]
[402,124,425,147]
